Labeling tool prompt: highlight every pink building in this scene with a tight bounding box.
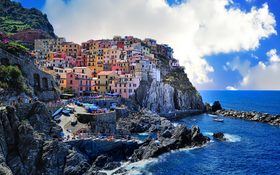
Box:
[76,54,88,67]
[66,72,95,96]
[110,74,140,98]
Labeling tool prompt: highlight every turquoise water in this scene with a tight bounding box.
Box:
[200,90,280,115]
[128,91,280,174]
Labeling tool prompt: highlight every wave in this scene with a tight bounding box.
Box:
[224,133,241,142]
[108,146,208,175]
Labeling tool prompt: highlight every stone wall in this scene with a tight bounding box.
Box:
[91,112,116,134]
[0,48,60,101]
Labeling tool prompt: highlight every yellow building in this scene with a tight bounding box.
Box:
[96,71,116,93]
[61,42,81,57]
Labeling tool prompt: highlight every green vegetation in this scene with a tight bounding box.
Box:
[163,68,197,93]
[0,17,32,35]
[0,41,29,55]
[0,65,30,94]
[0,0,55,37]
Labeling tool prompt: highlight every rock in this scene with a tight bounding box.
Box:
[214,109,280,126]
[212,101,222,112]
[133,76,204,113]
[40,140,70,175]
[204,103,212,112]
[213,132,226,141]
[63,149,90,175]
[0,163,13,175]
[93,155,109,168]
[112,168,128,175]
[161,130,172,138]
[103,162,121,170]
[131,124,209,162]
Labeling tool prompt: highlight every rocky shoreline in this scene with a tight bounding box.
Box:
[0,103,209,175]
[212,109,280,126]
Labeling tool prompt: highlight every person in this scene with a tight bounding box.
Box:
[24,98,29,104]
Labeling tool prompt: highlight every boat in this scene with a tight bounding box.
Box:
[62,109,71,116]
[213,118,224,122]
[53,114,62,121]
[52,107,63,118]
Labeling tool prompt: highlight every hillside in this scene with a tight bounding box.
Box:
[0,0,56,48]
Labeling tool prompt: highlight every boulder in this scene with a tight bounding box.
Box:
[212,101,222,112]
[213,132,226,141]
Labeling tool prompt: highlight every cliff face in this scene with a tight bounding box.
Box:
[0,102,139,175]
[134,68,204,114]
[0,48,60,102]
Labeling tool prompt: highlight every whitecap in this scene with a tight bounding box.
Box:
[224,133,241,142]
[203,132,213,136]
[138,133,149,136]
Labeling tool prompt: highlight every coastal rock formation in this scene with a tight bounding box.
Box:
[213,132,226,141]
[211,101,222,112]
[118,109,210,162]
[205,101,222,112]
[214,109,280,126]
[134,68,204,114]
[0,103,209,174]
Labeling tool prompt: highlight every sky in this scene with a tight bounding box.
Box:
[14,0,280,90]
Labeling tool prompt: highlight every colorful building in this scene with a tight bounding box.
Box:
[66,72,95,96]
[110,74,140,98]
[96,71,116,93]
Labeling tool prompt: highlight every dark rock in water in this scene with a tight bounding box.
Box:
[103,162,121,170]
[213,132,226,141]
[131,124,209,162]
[161,129,172,138]
[94,155,109,168]
[212,101,222,112]
[112,168,128,175]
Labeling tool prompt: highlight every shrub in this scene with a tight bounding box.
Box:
[0,65,28,93]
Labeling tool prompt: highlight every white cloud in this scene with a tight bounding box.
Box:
[266,49,280,63]
[226,86,238,90]
[227,49,280,90]
[43,0,276,86]
[224,56,251,76]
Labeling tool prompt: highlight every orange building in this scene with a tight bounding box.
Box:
[61,42,81,57]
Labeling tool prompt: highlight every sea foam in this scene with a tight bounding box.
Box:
[224,133,241,142]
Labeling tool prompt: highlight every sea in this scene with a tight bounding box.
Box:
[121,91,280,175]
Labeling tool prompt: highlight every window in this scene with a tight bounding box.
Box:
[129,89,132,93]
[70,80,72,84]
[124,89,126,93]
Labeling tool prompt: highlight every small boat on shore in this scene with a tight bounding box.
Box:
[52,107,63,118]
[213,118,224,122]
[62,109,71,116]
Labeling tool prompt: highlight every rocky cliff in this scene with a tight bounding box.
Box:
[134,68,204,114]
[0,48,60,102]
[0,102,140,175]
[0,103,209,175]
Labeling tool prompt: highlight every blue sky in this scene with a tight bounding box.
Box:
[14,0,280,90]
